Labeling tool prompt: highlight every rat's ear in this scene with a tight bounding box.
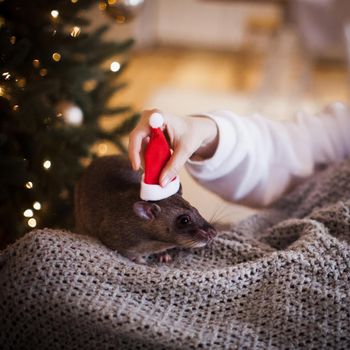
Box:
[133,201,161,220]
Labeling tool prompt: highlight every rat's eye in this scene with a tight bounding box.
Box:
[177,215,191,226]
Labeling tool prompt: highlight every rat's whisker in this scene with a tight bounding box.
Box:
[210,202,227,224]
[213,207,232,223]
[179,237,205,248]
[209,205,221,223]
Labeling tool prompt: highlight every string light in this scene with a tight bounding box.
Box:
[59,189,69,199]
[25,181,33,189]
[13,105,19,111]
[32,59,40,68]
[70,26,81,37]
[2,72,11,80]
[71,0,78,3]
[33,202,41,210]
[98,143,108,155]
[116,16,126,24]
[99,2,107,10]
[52,52,61,62]
[23,209,33,218]
[51,10,59,18]
[28,218,37,228]
[17,78,26,88]
[10,36,16,44]
[39,68,48,76]
[83,79,97,92]
[43,160,51,169]
[110,61,121,72]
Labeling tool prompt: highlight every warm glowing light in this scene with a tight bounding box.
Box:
[17,78,26,88]
[99,2,107,10]
[33,59,40,68]
[71,0,78,3]
[116,16,126,24]
[110,61,121,72]
[51,10,59,18]
[83,79,97,92]
[2,72,10,80]
[59,189,69,199]
[23,209,34,218]
[13,104,19,111]
[70,26,81,37]
[25,181,33,189]
[98,143,108,155]
[52,52,61,62]
[0,86,5,96]
[108,0,116,4]
[33,201,42,210]
[43,160,51,169]
[10,36,16,44]
[28,218,37,228]
[39,68,48,76]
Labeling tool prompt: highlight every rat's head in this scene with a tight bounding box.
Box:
[133,193,217,248]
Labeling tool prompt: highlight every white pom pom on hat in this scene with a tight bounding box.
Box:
[149,112,164,128]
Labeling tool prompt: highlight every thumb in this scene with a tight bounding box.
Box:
[160,144,192,187]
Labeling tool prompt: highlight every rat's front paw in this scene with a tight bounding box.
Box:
[158,252,172,263]
[123,252,147,264]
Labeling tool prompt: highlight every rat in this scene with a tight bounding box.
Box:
[74,155,217,263]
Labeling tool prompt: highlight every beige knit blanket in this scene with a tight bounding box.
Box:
[1,160,350,350]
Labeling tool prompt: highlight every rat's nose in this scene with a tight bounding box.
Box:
[207,227,217,240]
[198,227,217,241]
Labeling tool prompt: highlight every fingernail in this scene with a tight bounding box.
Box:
[161,175,171,187]
[134,160,141,171]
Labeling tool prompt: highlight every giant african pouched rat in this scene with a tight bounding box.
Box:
[74,155,217,263]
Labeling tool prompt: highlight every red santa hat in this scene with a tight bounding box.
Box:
[140,113,180,201]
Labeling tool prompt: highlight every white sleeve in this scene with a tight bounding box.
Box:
[186,102,350,207]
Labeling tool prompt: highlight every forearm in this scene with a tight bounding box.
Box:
[189,116,219,161]
[186,103,350,207]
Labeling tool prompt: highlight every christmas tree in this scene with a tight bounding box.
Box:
[0,0,138,247]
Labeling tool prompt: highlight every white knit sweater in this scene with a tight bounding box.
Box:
[186,102,350,207]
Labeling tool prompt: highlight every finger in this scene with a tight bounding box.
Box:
[160,143,192,187]
[128,109,160,169]
[128,131,145,170]
[140,136,150,169]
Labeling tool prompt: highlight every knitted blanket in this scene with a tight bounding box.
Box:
[1,160,350,350]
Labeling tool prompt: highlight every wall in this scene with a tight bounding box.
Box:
[87,0,280,50]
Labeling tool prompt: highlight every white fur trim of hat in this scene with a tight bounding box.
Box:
[140,175,180,201]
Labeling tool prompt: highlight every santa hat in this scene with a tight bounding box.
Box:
[140,113,180,201]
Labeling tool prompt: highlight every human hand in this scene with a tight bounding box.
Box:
[128,109,219,187]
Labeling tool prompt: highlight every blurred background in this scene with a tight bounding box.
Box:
[1,0,350,245]
[94,0,350,224]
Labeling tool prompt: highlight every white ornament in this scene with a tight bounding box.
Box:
[64,105,83,125]
[149,113,164,128]
[56,101,83,126]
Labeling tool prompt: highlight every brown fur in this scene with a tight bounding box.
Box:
[75,155,216,261]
